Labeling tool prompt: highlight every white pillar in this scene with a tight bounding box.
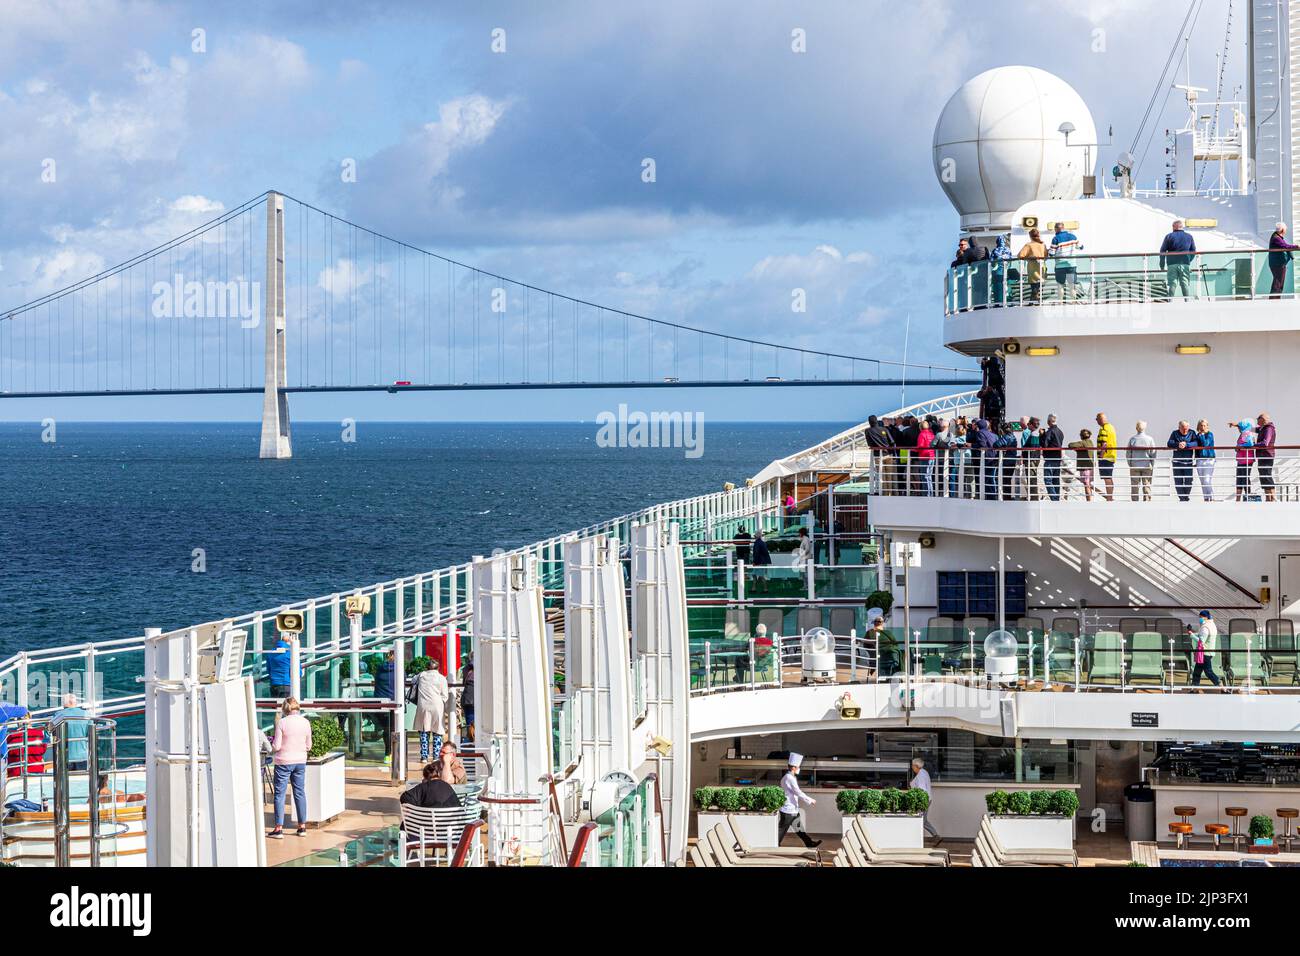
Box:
[259,191,292,459]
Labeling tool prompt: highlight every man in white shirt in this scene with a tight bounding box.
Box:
[911,757,941,842]
[779,753,821,849]
[1126,420,1157,501]
[1191,610,1221,687]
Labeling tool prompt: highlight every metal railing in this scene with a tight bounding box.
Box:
[0,480,781,718]
[868,445,1300,504]
[944,248,1295,314]
[687,626,1299,695]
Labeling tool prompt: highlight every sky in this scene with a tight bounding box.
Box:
[0,0,1244,422]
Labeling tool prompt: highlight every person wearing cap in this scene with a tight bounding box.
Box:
[414,658,451,762]
[1191,611,1220,688]
[1230,419,1256,502]
[778,753,821,849]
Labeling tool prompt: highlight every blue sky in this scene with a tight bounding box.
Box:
[0,0,1240,422]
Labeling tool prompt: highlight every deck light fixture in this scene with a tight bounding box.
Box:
[1175,344,1211,355]
[1025,346,1059,356]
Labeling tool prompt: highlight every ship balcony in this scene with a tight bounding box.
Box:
[686,631,1300,744]
[865,447,1300,538]
[943,249,1299,354]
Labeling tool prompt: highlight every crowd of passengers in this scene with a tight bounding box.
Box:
[951,220,1300,303]
[863,411,1280,503]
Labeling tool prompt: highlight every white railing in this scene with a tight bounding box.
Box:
[0,480,781,718]
[868,445,1300,504]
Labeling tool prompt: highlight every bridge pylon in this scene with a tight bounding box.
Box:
[259,191,292,459]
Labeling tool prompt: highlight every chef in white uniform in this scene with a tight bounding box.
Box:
[779,753,822,848]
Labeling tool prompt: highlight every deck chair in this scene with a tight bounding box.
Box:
[724,815,820,861]
[1088,631,1124,685]
[1227,632,1269,686]
[979,816,1077,866]
[851,817,949,866]
[828,607,856,635]
[757,607,785,637]
[1045,630,1078,682]
[797,607,823,634]
[1051,617,1080,641]
[688,843,716,868]
[1264,619,1298,684]
[832,848,853,867]
[1129,632,1165,685]
[706,827,808,867]
[1117,617,1146,638]
[1228,618,1258,641]
[962,616,991,641]
[723,607,751,639]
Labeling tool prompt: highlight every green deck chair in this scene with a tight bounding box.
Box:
[1227,632,1269,686]
[1129,632,1165,685]
[1264,621,1298,685]
[1088,631,1124,685]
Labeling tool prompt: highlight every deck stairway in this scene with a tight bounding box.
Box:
[1084,536,1264,616]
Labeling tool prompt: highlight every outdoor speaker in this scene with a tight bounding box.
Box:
[1002,341,1021,355]
[919,532,936,549]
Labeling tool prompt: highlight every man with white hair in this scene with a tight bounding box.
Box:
[1159,220,1197,300]
[1126,420,1156,501]
[1268,222,1299,298]
[53,693,90,772]
[910,757,940,843]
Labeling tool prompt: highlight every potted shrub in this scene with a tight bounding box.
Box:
[984,788,1077,850]
[1249,814,1274,846]
[837,786,928,848]
[303,715,347,825]
[865,590,895,619]
[696,786,783,846]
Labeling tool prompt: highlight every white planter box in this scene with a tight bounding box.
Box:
[697,811,780,847]
[987,814,1075,850]
[305,751,346,825]
[840,814,924,849]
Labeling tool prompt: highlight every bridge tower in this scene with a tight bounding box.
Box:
[259,191,292,459]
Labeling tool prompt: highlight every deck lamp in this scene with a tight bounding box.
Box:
[1175,344,1211,355]
[1025,346,1059,357]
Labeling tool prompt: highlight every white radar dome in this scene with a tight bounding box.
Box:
[932,66,1097,233]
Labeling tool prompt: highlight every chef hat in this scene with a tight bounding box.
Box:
[788,752,804,768]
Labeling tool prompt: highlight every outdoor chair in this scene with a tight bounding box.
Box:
[1226,632,1269,686]
[1118,617,1146,638]
[1129,632,1165,685]
[400,802,483,867]
[724,815,820,861]
[723,607,751,639]
[828,607,856,635]
[979,816,1077,866]
[851,817,949,866]
[706,827,808,867]
[1264,620,1298,684]
[688,843,716,867]
[797,608,822,633]
[1088,631,1124,685]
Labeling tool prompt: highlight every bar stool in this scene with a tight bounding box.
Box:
[1204,823,1231,851]
[1168,821,1193,849]
[1277,808,1298,851]
[1224,807,1248,852]
[1174,805,1197,826]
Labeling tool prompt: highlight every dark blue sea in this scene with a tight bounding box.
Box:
[0,421,841,658]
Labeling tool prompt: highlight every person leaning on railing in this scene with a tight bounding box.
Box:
[1125,421,1157,502]
[1256,413,1277,502]
[1041,415,1065,501]
[1268,223,1299,299]
[1016,228,1048,304]
[1159,220,1198,301]
[1193,420,1216,501]
[1166,420,1196,502]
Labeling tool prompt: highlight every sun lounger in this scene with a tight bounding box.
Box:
[851,818,950,865]
[706,827,809,866]
[724,814,820,860]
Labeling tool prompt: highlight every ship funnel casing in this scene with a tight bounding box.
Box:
[932,65,1098,233]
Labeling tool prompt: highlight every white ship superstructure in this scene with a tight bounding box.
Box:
[7,1,1300,870]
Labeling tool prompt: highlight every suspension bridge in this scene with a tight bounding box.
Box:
[0,190,978,457]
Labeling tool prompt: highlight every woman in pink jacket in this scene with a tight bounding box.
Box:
[270,697,313,839]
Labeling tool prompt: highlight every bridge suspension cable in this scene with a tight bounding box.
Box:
[0,190,977,399]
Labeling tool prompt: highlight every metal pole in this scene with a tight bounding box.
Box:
[392,645,406,782]
[52,720,70,868]
[87,719,101,867]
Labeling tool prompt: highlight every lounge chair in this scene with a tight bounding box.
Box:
[841,830,915,867]
[832,848,853,867]
[1227,632,1269,686]
[688,843,715,867]
[706,827,809,867]
[978,816,1077,866]
[1265,620,1298,684]
[850,819,950,866]
[724,814,820,860]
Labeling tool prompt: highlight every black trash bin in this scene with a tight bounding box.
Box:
[1124,782,1155,841]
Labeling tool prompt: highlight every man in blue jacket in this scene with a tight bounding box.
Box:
[1166,420,1196,502]
[971,419,1000,500]
[265,634,301,698]
[1159,220,1197,300]
[372,651,397,760]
